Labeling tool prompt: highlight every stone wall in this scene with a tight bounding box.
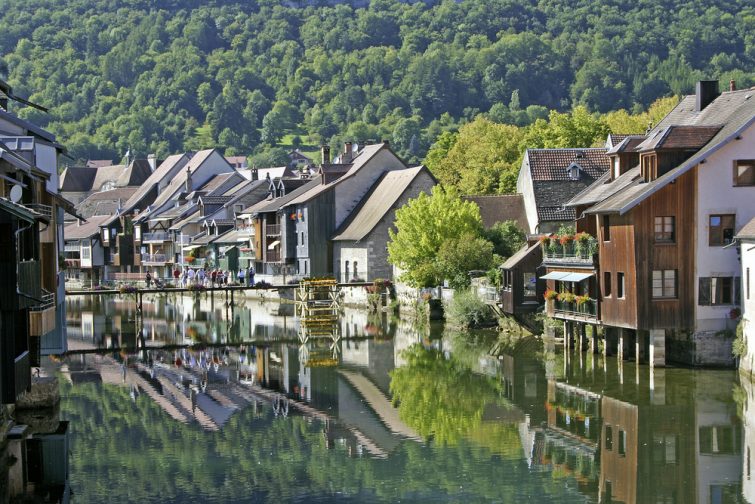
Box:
[667,329,736,367]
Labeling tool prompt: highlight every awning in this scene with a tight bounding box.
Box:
[267,240,280,250]
[541,271,593,282]
[540,272,570,281]
[219,245,237,255]
[183,244,201,251]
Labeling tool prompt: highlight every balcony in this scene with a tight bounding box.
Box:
[143,231,171,243]
[266,224,281,236]
[64,244,80,253]
[142,253,169,264]
[541,234,598,266]
[546,297,598,321]
[29,305,56,337]
[266,249,281,263]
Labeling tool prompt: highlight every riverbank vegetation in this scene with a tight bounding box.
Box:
[0,0,751,166]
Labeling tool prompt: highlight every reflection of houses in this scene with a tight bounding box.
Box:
[63,215,109,287]
[500,240,543,316]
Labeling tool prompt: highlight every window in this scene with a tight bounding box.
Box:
[641,153,658,181]
[709,214,735,246]
[652,270,677,298]
[699,277,741,305]
[617,272,625,298]
[523,272,536,297]
[602,215,610,241]
[300,231,304,246]
[344,261,349,282]
[654,216,675,243]
[605,426,613,451]
[304,260,308,275]
[103,228,109,241]
[734,160,755,186]
[699,425,741,455]
[353,262,358,280]
[604,272,612,298]
[81,246,91,260]
[618,430,626,457]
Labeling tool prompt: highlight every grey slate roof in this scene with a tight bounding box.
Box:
[64,215,111,240]
[567,166,641,208]
[463,194,528,230]
[75,187,140,219]
[587,87,755,214]
[144,149,218,216]
[60,167,96,192]
[736,217,755,240]
[526,148,609,181]
[501,241,541,270]
[109,153,190,225]
[635,125,722,151]
[332,166,430,241]
[247,176,324,214]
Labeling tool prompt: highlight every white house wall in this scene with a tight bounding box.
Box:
[741,237,755,376]
[516,153,539,234]
[334,148,405,228]
[35,141,58,194]
[695,123,755,332]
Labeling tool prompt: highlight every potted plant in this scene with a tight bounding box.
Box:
[558,291,576,306]
[544,288,558,301]
[576,294,591,312]
[559,234,574,255]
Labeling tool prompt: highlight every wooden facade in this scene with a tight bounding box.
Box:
[500,243,543,315]
[597,168,697,331]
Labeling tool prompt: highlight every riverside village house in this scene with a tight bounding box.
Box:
[62,141,433,287]
[0,79,72,405]
[501,80,755,368]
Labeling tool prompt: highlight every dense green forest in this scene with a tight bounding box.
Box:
[0,0,752,166]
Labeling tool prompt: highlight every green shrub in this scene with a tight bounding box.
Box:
[446,290,496,328]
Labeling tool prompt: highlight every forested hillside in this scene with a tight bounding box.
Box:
[0,0,752,165]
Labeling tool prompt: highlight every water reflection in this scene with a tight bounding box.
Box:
[53,294,751,503]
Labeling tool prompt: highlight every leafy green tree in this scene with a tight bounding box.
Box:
[427,117,524,195]
[436,233,497,290]
[484,220,526,259]
[388,186,483,288]
[521,106,610,150]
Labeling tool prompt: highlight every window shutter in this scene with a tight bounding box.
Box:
[735,276,742,306]
[699,277,711,305]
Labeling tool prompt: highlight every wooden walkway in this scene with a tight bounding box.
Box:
[66,282,371,297]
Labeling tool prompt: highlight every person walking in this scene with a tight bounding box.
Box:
[181,266,188,287]
[237,268,245,286]
[198,268,206,286]
[187,267,196,285]
[211,269,217,287]
[145,270,152,288]
[173,266,180,284]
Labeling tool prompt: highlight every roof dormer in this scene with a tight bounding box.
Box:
[567,162,582,181]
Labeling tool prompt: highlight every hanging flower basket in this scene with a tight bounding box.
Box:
[544,288,558,301]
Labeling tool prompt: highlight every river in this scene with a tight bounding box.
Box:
[27,293,755,502]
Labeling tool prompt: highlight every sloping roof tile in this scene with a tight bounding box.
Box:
[60,167,96,192]
[333,166,431,241]
[588,87,755,214]
[736,217,755,240]
[636,125,722,151]
[527,148,610,181]
[463,194,528,230]
[64,215,111,240]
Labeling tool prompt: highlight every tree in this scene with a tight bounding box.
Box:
[426,117,524,195]
[483,220,526,259]
[388,186,484,288]
[436,233,496,290]
[522,106,610,150]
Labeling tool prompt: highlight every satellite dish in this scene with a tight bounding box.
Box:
[9,185,22,203]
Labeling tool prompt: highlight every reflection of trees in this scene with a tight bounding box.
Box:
[389,345,521,457]
[60,370,582,502]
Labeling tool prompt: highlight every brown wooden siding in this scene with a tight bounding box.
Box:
[632,168,696,330]
[597,213,638,328]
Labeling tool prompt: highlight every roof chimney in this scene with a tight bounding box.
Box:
[251,165,258,181]
[147,154,157,171]
[320,145,330,165]
[342,142,353,163]
[695,80,719,112]
[185,166,192,192]
[730,80,737,92]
